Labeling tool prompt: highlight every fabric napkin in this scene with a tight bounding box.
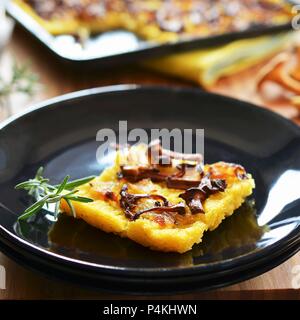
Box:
[143,32,294,88]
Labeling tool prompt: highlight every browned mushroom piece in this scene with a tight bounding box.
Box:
[147,139,203,164]
[120,140,203,188]
[166,163,204,189]
[257,53,300,95]
[119,184,186,221]
[120,165,164,182]
[179,174,227,214]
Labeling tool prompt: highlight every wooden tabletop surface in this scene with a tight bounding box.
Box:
[0,26,299,300]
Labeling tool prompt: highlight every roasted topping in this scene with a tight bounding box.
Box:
[26,0,116,19]
[116,144,250,222]
[25,0,292,39]
[147,139,203,164]
[104,191,118,202]
[206,162,248,181]
[26,0,60,19]
[120,140,203,189]
[179,174,227,214]
[120,165,165,182]
[120,184,168,220]
[166,163,204,189]
[149,212,176,227]
[89,181,119,202]
[133,203,186,220]
[232,164,248,180]
[156,5,184,33]
[119,184,185,221]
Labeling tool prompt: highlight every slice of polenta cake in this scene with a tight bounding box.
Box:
[60,141,254,253]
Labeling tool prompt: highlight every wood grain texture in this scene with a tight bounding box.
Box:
[0,26,299,299]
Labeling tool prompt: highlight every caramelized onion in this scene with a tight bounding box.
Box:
[179,175,227,214]
[119,184,186,221]
[120,184,169,220]
[133,203,186,220]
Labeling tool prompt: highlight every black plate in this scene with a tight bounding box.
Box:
[6,1,295,66]
[0,85,299,294]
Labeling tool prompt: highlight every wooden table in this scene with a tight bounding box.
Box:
[0,26,300,300]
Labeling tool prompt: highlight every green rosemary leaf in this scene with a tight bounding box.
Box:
[62,175,96,190]
[15,180,42,190]
[18,205,43,221]
[15,168,94,221]
[35,167,44,179]
[18,195,49,220]
[66,196,94,203]
[65,198,76,218]
[56,175,70,194]
[15,181,35,189]
[54,202,60,219]
[23,195,50,214]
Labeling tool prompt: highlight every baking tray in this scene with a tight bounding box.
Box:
[6,1,297,67]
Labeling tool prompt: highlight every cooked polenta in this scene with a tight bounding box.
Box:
[13,0,293,43]
[60,142,255,253]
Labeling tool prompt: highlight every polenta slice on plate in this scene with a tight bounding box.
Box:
[60,141,255,253]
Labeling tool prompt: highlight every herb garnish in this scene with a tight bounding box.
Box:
[0,61,39,114]
[15,167,95,221]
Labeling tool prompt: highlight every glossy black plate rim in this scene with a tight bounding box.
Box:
[1,221,299,279]
[6,1,295,65]
[1,220,300,278]
[0,229,299,294]
[0,84,300,278]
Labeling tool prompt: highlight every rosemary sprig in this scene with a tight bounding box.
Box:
[15,167,96,221]
[0,60,39,113]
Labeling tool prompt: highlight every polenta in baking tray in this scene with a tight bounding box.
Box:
[53,141,254,253]
[12,0,293,42]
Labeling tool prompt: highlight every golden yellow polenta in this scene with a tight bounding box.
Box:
[60,145,255,253]
[14,0,293,43]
